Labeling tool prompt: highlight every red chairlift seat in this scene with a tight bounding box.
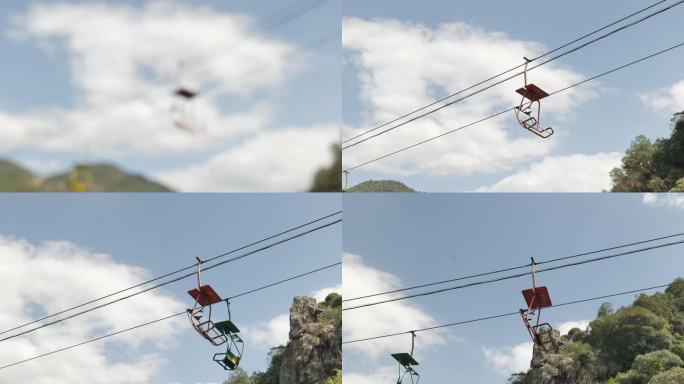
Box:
[174,88,198,99]
[522,286,552,310]
[513,58,554,138]
[516,84,549,102]
[188,285,223,307]
[519,258,559,352]
[186,286,229,346]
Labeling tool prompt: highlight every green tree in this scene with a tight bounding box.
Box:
[589,306,674,371]
[310,145,342,192]
[324,369,342,384]
[347,179,415,192]
[599,302,615,318]
[648,367,684,384]
[611,111,684,192]
[224,368,253,384]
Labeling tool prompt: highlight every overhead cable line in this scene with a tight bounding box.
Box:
[188,0,333,73]
[343,281,683,344]
[344,231,684,302]
[342,39,684,172]
[0,210,341,338]
[341,0,683,147]
[0,261,341,370]
[0,217,342,343]
[342,239,684,311]
[228,261,341,300]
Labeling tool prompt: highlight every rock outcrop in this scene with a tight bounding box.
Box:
[278,295,341,384]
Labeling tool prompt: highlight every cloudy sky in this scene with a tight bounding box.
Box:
[342,193,684,383]
[342,0,684,191]
[0,0,340,191]
[0,194,341,383]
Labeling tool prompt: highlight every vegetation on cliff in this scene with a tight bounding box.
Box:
[611,111,684,192]
[510,278,684,384]
[225,293,342,384]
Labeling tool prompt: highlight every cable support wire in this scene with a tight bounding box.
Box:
[343,231,684,302]
[0,261,341,370]
[342,0,684,147]
[342,238,684,311]
[342,280,684,344]
[343,39,684,172]
[0,217,341,343]
[0,210,340,338]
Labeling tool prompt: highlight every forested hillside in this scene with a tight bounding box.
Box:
[611,112,684,192]
[0,160,171,192]
[510,278,684,384]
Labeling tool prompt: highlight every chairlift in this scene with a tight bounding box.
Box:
[69,164,92,192]
[187,258,229,346]
[171,61,201,133]
[212,300,245,371]
[520,258,557,352]
[514,57,554,138]
[391,331,420,384]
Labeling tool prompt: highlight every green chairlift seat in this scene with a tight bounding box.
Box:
[392,353,419,368]
[391,332,420,384]
[212,302,244,371]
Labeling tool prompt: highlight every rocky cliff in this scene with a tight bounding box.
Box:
[279,294,342,384]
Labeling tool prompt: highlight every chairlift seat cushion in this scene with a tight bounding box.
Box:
[175,88,198,99]
[214,351,241,370]
[215,320,240,335]
[522,286,552,309]
[516,84,549,101]
[392,353,419,367]
[188,285,222,307]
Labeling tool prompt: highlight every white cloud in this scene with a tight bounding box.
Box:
[483,342,533,376]
[556,320,590,336]
[155,126,338,192]
[342,253,444,360]
[311,285,342,302]
[482,319,590,377]
[240,285,341,351]
[343,366,396,384]
[242,285,342,347]
[640,79,684,113]
[241,313,290,348]
[0,235,185,383]
[642,193,684,208]
[1,1,296,155]
[478,152,621,192]
[342,18,593,176]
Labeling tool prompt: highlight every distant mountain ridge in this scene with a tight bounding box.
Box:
[347,179,416,192]
[0,159,171,192]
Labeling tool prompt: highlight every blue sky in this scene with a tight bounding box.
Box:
[342,193,684,383]
[0,194,341,383]
[342,0,684,192]
[0,0,340,191]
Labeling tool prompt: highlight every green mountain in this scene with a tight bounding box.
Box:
[511,278,684,384]
[346,179,416,192]
[0,159,172,192]
[0,160,42,191]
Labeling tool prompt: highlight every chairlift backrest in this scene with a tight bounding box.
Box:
[522,286,553,310]
[188,285,223,307]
